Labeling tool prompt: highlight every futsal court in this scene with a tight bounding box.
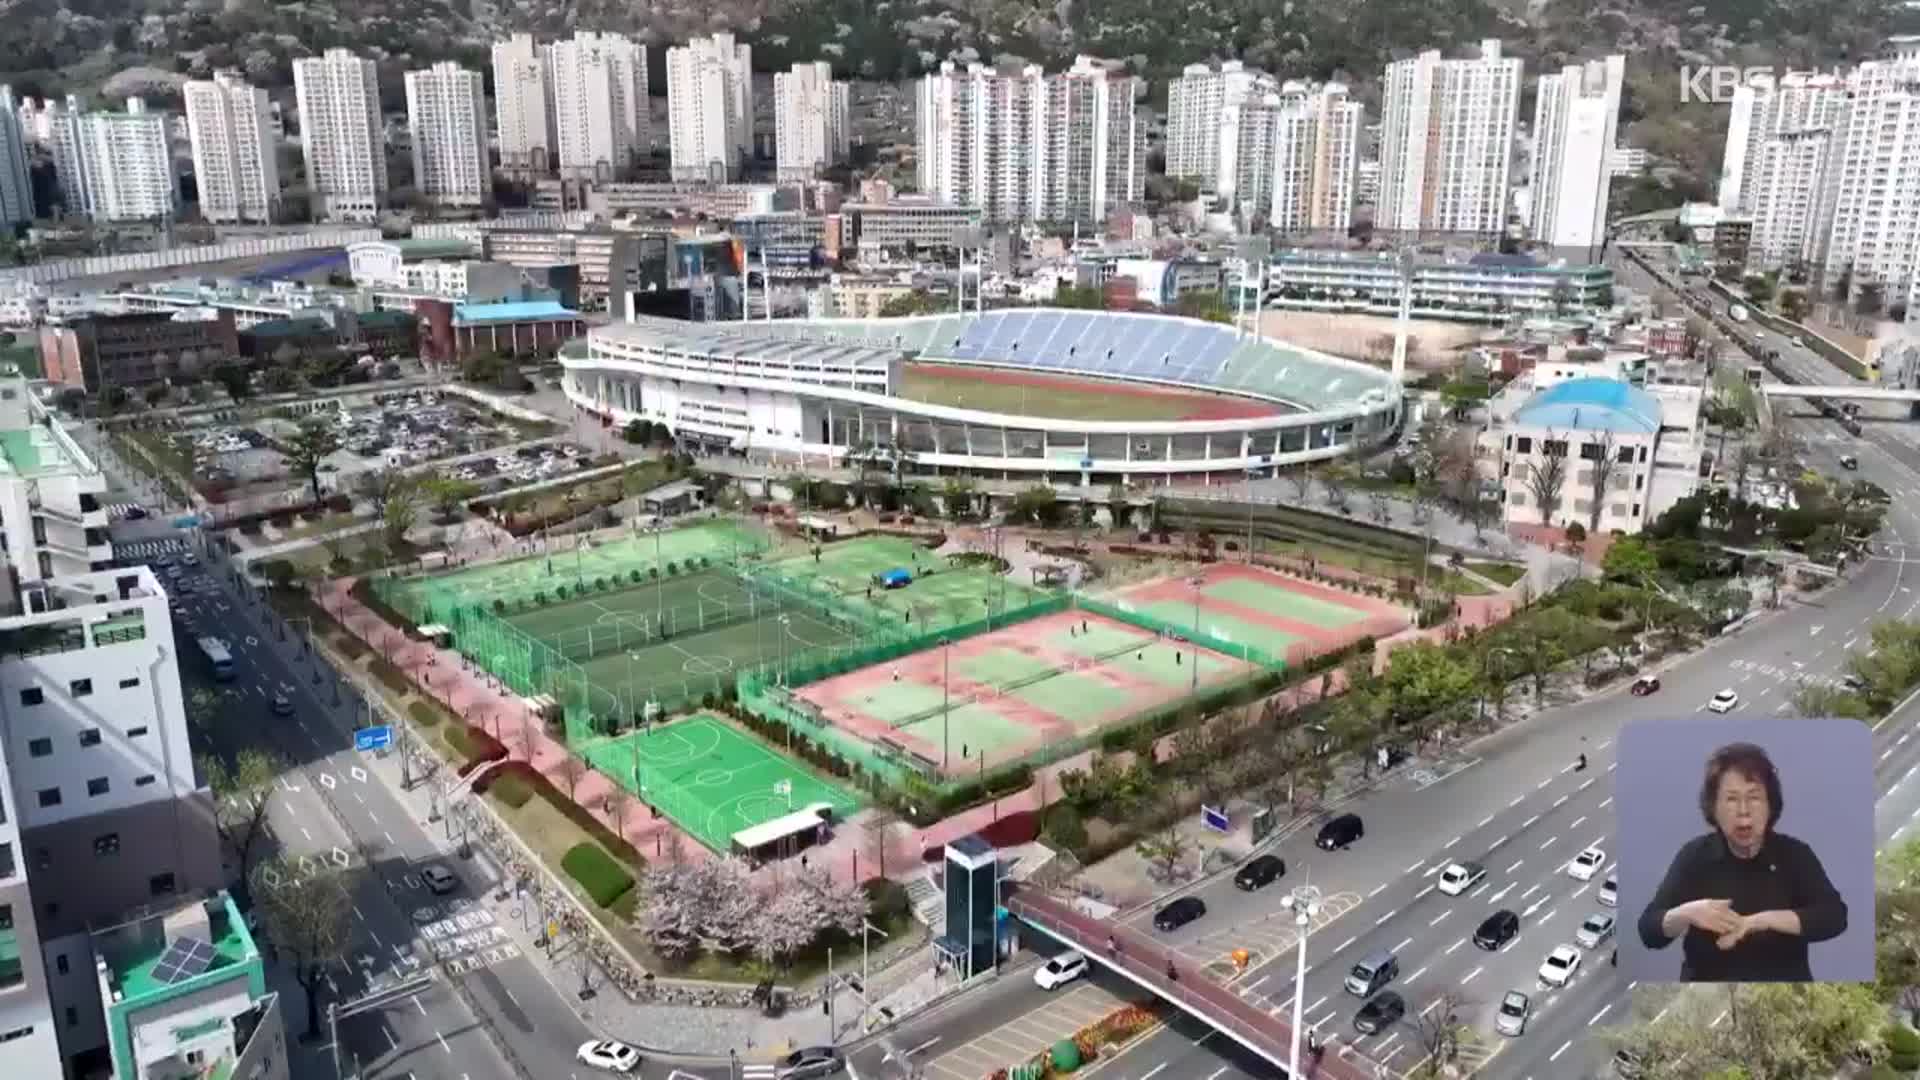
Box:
[792,609,1254,776]
[575,713,862,853]
[765,534,1047,633]
[1104,562,1410,668]
[498,565,862,714]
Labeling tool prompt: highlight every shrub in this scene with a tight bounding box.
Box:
[649,567,659,580]
[629,569,642,583]
[406,701,442,728]
[1888,1025,1920,1071]
[535,590,548,605]
[476,760,646,867]
[561,842,635,908]
[443,723,473,759]
[369,658,410,695]
[490,773,534,809]
[863,878,911,924]
[665,560,679,575]
[1868,1065,1901,1080]
[492,598,506,614]
[596,576,608,590]
[556,583,570,600]
[457,724,508,770]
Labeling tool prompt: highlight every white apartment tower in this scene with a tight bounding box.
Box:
[292,48,387,222]
[545,31,648,181]
[1377,39,1521,236]
[667,33,754,182]
[1269,81,1362,235]
[491,33,552,175]
[1164,61,1275,192]
[1814,39,1920,300]
[51,99,175,223]
[1747,129,1834,271]
[1530,56,1625,254]
[916,57,1140,227]
[1716,72,1845,213]
[774,61,849,183]
[405,62,491,208]
[183,72,279,224]
[0,87,33,225]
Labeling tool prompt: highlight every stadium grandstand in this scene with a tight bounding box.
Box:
[559,309,1404,483]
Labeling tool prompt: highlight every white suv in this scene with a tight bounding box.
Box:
[1708,689,1740,713]
[1034,951,1088,990]
[1437,861,1487,897]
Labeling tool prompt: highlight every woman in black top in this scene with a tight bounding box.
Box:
[1637,741,1847,982]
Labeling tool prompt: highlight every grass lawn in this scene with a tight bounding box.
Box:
[895,365,1263,422]
[1466,561,1527,587]
[1256,536,1491,596]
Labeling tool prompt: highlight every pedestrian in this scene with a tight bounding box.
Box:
[1082,619,1088,633]
[892,667,901,682]
[1175,651,1182,666]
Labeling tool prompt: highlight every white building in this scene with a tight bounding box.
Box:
[1609,146,1649,178]
[1530,57,1624,254]
[666,33,754,183]
[183,72,280,224]
[491,33,552,175]
[1377,39,1521,236]
[545,31,649,182]
[1716,71,1845,213]
[0,87,34,225]
[405,62,491,208]
[1269,82,1362,235]
[773,61,849,183]
[292,48,387,222]
[1815,39,1920,301]
[52,99,175,223]
[1745,129,1834,272]
[1163,61,1276,194]
[915,56,1140,227]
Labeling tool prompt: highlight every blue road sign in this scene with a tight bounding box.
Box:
[1201,805,1230,833]
[354,725,394,752]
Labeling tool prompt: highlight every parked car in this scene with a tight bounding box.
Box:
[1495,990,1531,1037]
[1708,689,1740,713]
[576,1040,641,1073]
[1436,861,1486,897]
[1352,991,1406,1035]
[1034,952,1088,990]
[1153,896,1207,932]
[1233,854,1287,891]
[776,1045,845,1078]
[1630,676,1660,696]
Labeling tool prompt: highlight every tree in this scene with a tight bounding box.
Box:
[1134,822,1194,882]
[1321,468,1350,512]
[209,362,253,402]
[1582,429,1621,535]
[1857,281,1886,319]
[284,420,341,502]
[200,748,283,887]
[604,790,633,840]
[1380,642,1477,751]
[864,808,898,880]
[1602,535,1660,583]
[422,474,476,522]
[1789,680,1872,720]
[1605,983,1886,1080]
[1523,430,1570,528]
[751,886,820,967]
[623,418,650,444]
[1412,990,1475,1074]
[791,863,868,938]
[1288,466,1312,502]
[380,485,418,555]
[554,755,587,802]
[251,856,354,1039]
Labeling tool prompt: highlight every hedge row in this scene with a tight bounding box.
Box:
[407,701,442,728]
[210,493,352,534]
[443,723,507,772]
[475,759,646,868]
[561,842,635,909]
[369,658,411,695]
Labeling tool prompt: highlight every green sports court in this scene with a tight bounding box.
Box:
[765,534,1048,633]
[575,713,862,853]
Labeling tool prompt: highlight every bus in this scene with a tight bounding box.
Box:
[730,802,836,863]
[196,637,235,682]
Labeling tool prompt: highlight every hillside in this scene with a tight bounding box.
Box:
[0,0,1910,193]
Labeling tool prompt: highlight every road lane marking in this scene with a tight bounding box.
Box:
[1590,1003,1613,1026]
[1507,860,1525,874]
[1578,778,1594,792]
[1522,884,1539,899]
[1405,965,1428,984]
[1492,835,1510,849]
[352,905,364,922]
[1369,884,1389,898]
[1571,816,1586,829]
[1444,836,1460,849]
[1552,795,1568,809]
[1462,965,1482,983]
[1537,778,1552,790]
[301,827,312,841]
[1446,939,1465,955]
[438,1033,451,1055]
[1522,815,1540,829]
[1488,884,1514,904]
[1509,797,1523,808]
[1550,1040,1572,1062]
[1478,815,1495,828]
[1375,911,1397,926]
[1430,911,1450,926]
[1539,836,1558,850]
[1335,936,1357,952]
[1406,860,1424,873]
[414,997,427,1016]
[1394,937,1413,952]
[1599,797,1613,809]
[1415,885,1434,901]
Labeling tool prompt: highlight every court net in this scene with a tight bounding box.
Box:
[537,568,883,664]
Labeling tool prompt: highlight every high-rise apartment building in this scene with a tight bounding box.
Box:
[491,33,552,176]
[183,72,280,224]
[1269,81,1362,235]
[52,99,175,223]
[773,61,848,183]
[916,56,1141,227]
[1716,71,1845,213]
[405,62,490,208]
[0,87,34,225]
[666,33,754,182]
[1530,56,1624,253]
[292,48,387,222]
[1164,61,1275,193]
[1814,39,1920,300]
[545,31,648,182]
[1377,39,1521,236]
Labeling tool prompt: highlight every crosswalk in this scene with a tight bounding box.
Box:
[106,502,144,520]
[112,537,187,562]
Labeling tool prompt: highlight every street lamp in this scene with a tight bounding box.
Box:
[940,636,951,769]
[1187,575,1204,694]
[1281,884,1324,1080]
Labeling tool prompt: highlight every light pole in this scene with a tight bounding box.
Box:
[1187,575,1204,694]
[862,917,889,990]
[940,636,951,769]
[1479,646,1515,725]
[1282,884,1323,1080]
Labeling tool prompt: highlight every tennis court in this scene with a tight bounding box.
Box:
[1104,562,1410,668]
[575,713,862,853]
[792,609,1254,776]
[496,565,864,717]
[766,534,1047,632]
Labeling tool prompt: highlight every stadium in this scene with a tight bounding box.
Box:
[558,308,1405,482]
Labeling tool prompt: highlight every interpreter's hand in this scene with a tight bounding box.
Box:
[1674,898,1742,937]
[1716,912,1763,951]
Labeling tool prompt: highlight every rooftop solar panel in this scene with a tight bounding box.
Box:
[151,936,217,986]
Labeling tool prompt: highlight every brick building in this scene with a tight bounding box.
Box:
[38,310,240,392]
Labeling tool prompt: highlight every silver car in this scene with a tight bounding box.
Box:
[1495,990,1530,1037]
[1576,912,1617,950]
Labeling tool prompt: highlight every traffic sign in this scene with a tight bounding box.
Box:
[355,725,394,752]
[1201,805,1230,833]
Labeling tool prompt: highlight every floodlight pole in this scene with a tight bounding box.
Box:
[1189,575,1204,694]
[940,637,951,769]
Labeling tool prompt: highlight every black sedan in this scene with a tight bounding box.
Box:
[1233,854,1286,891]
[1473,909,1520,951]
[1353,991,1406,1035]
[1152,896,1207,932]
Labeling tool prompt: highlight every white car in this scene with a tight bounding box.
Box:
[1708,689,1740,713]
[1495,990,1531,1037]
[576,1040,641,1073]
[1575,912,1617,950]
[1598,873,1618,907]
[1034,951,1088,990]
[1567,846,1607,882]
[1436,861,1487,897]
[1538,945,1582,988]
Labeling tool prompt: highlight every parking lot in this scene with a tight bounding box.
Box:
[920,981,1148,1080]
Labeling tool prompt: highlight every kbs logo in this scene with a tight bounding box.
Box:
[1679,66,1851,104]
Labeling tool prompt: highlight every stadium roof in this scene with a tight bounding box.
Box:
[1512,377,1662,434]
[453,301,581,325]
[595,318,901,374]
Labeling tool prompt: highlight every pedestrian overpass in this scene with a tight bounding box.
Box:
[1006,885,1386,1079]
[1759,384,1920,402]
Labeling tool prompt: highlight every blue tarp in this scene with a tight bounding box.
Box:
[880,568,912,588]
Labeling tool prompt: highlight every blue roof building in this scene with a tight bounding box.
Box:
[1510,377,1663,435]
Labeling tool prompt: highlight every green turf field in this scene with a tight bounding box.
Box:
[897,365,1229,421]
[576,713,861,852]
[766,534,1046,632]
[1200,577,1369,629]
